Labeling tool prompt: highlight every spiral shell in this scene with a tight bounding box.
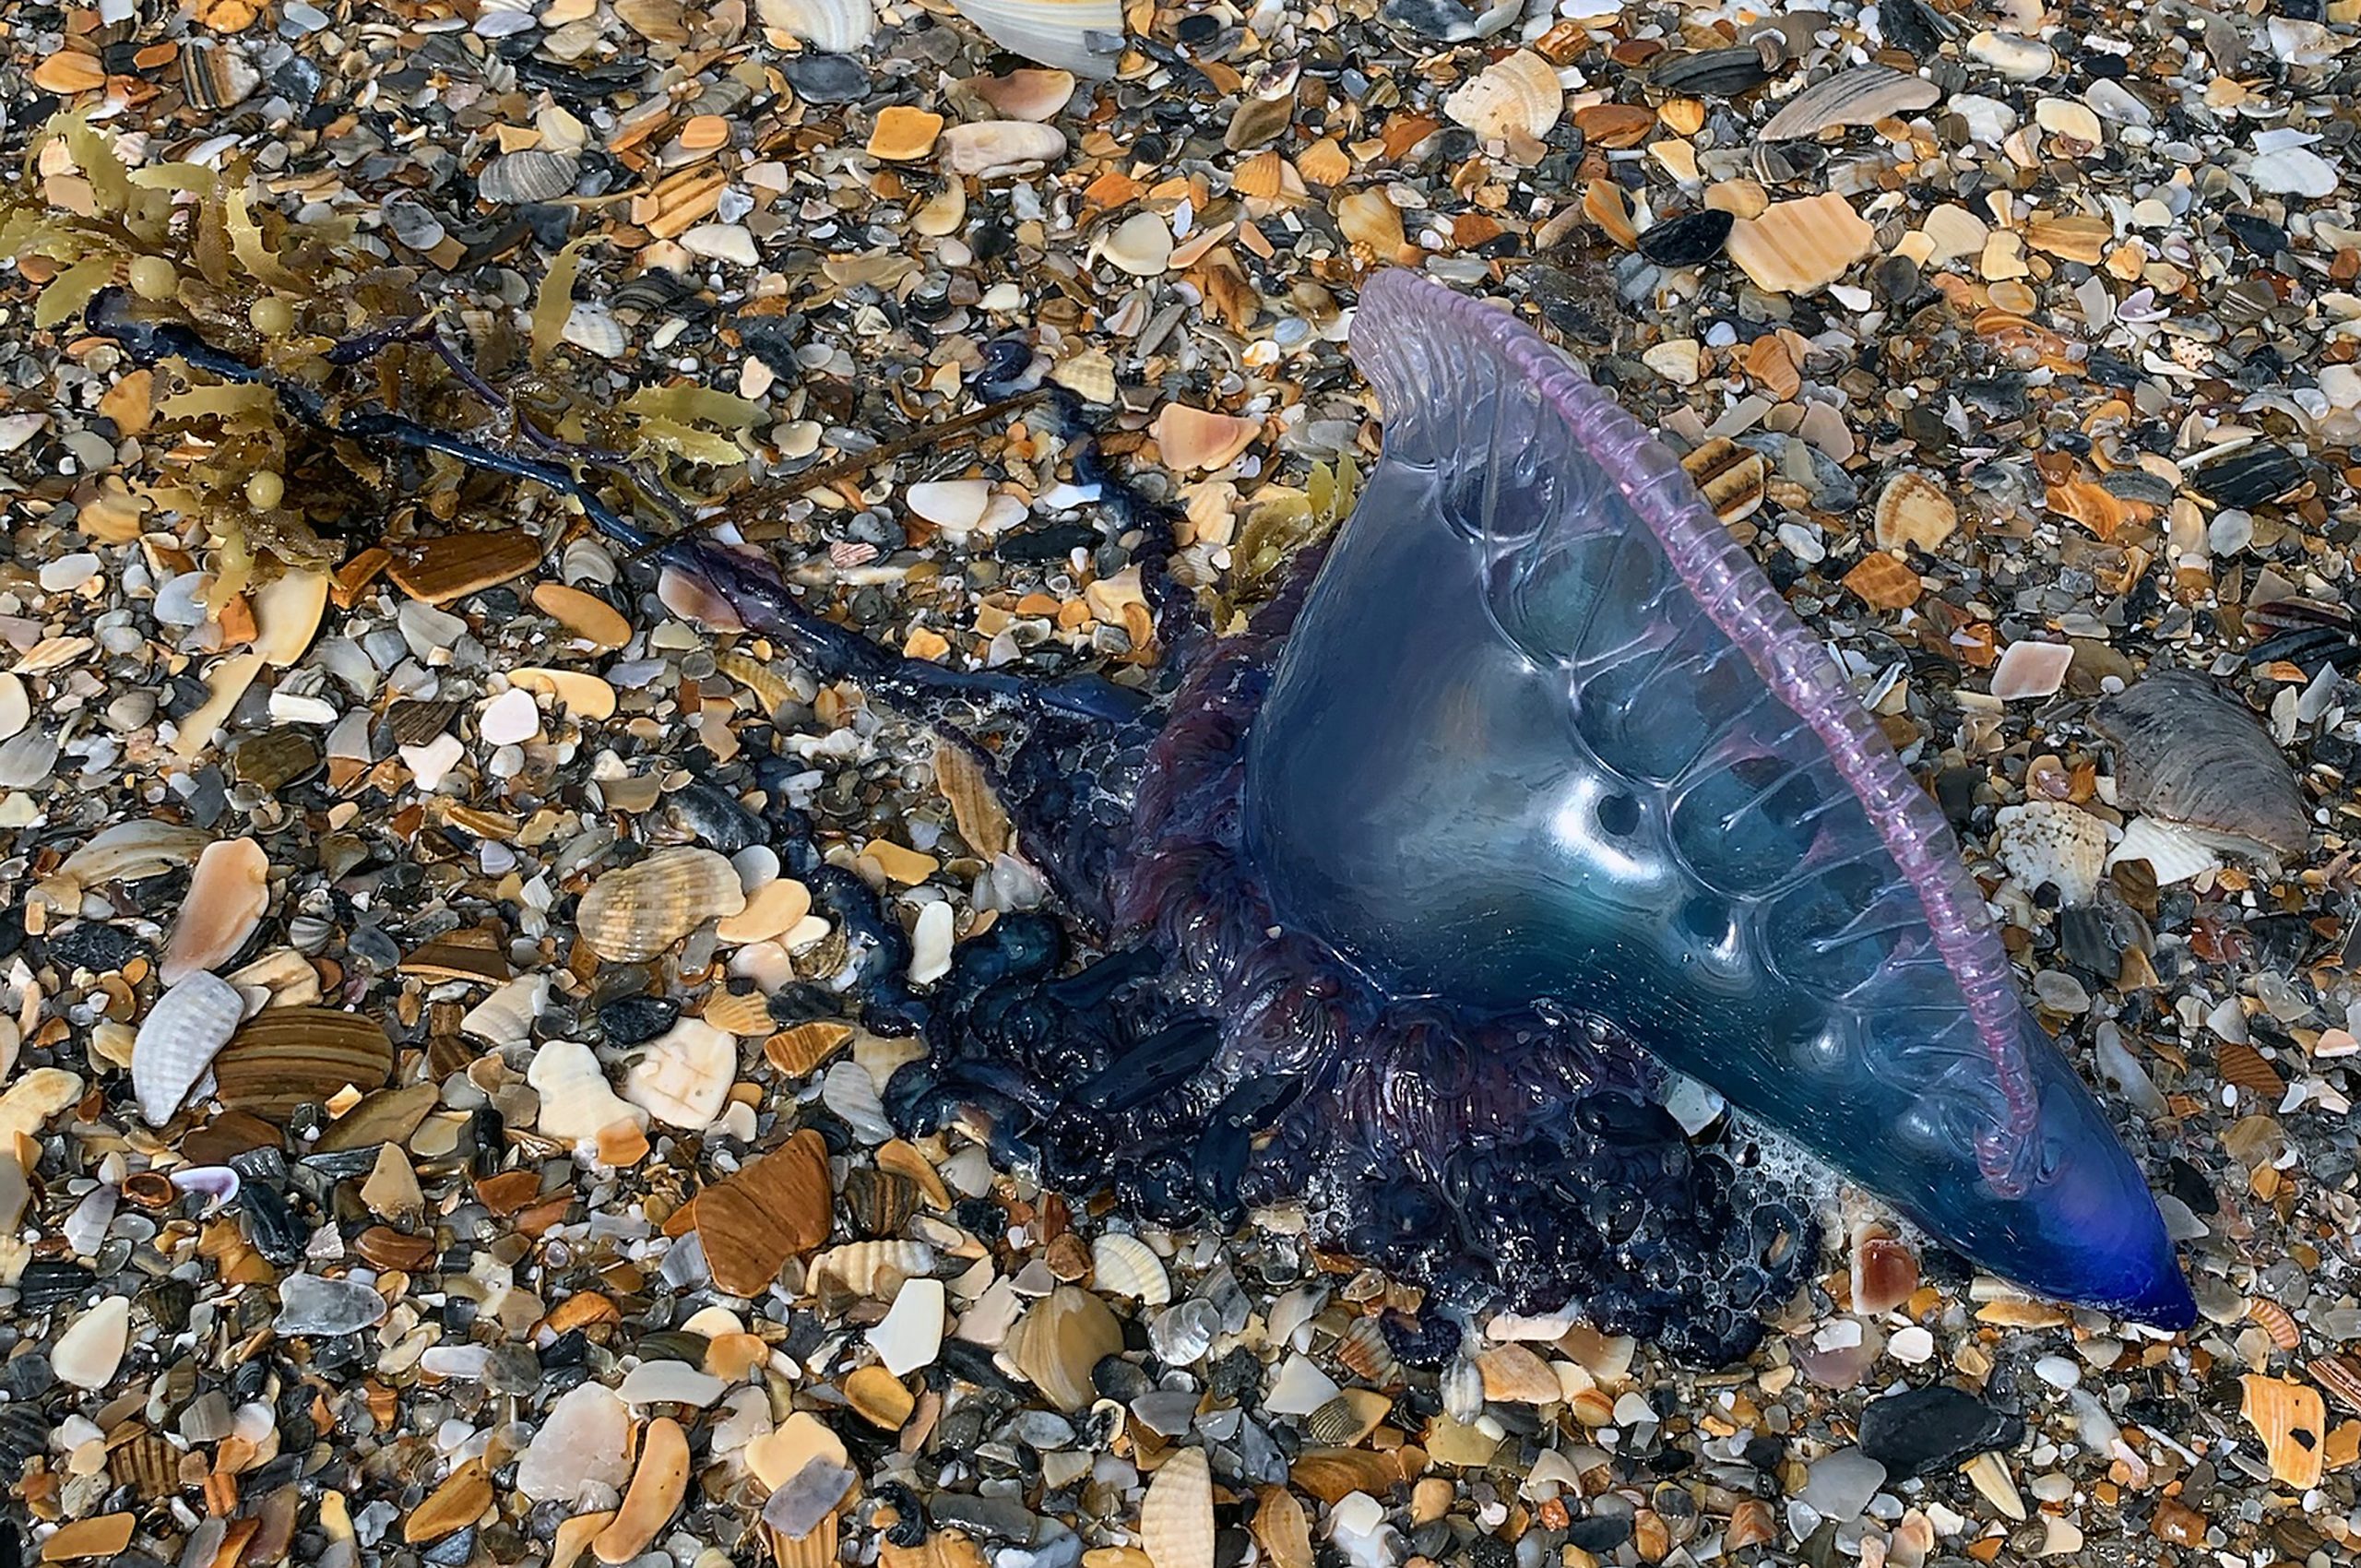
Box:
[576,847,745,962]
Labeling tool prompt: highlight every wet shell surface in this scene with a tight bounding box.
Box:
[528,1039,649,1147]
[948,0,1124,77]
[1442,50,1563,156]
[160,836,271,985]
[37,820,214,910]
[941,121,1069,178]
[756,0,875,49]
[621,1017,737,1128]
[1759,63,1940,141]
[1090,1232,1171,1305]
[577,847,746,962]
[133,971,247,1125]
[1991,800,2106,906]
[809,1240,936,1300]
[1142,1446,1216,1568]
[2090,671,2309,859]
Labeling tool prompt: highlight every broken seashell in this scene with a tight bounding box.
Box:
[1012,1286,1122,1408]
[2089,671,2308,860]
[868,106,944,161]
[1101,210,1175,277]
[1992,801,2106,907]
[948,0,1124,77]
[527,1039,649,1149]
[1759,64,1938,142]
[1153,403,1262,471]
[36,820,215,912]
[757,0,875,49]
[1442,51,1563,160]
[1871,470,1959,553]
[810,1240,936,1300]
[622,1018,737,1128]
[971,67,1076,121]
[2105,815,2220,887]
[1725,192,1877,294]
[160,836,271,985]
[941,121,1069,179]
[1090,1232,1170,1305]
[577,847,746,963]
[134,971,247,1125]
[1143,1446,1216,1568]
[2241,1373,2327,1489]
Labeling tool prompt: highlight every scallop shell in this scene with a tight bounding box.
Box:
[949,0,1124,77]
[1252,1487,1313,1568]
[2090,671,2309,859]
[941,121,1069,179]
[134,971,247,1126]
[479,149,580,205]
[160,837,271,985]
[1991,800,2106,906]
[576,847,746,962]
[527,1039,649,1148]
[810,1240,936,1299]
[2241,1373,2327,1489]
[622,1018,737,1128]
[1141,1446,1215,1568]
[757,0,875,49]
[1335,1314,1398,1384]
[1089,1233,1170,1306]
[1442,50,1563,156]
[2105,815,2220,886]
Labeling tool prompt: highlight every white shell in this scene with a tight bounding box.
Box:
[1142,1446,1216,1568]
[160,836,271,985]
[1090,1232,1170,1305]
[462,973,550,1048]
[37,821,214,911]
[1992,800,2106,907]
[134,971,246,1125]
[941,121,1069,179]
[2106,815,2222,887]
[758,0,875,48]
[53,1296,131,1390]
[576,847,746,962]
[949,0,1123,77]
[621,1018,737,1128]
[1442,50,1562,149]
[527,1039,649,1147]
[811,1240,937,1298]
[563,303,626,359]
[822,1058,893,1143]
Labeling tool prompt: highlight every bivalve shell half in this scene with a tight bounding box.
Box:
[480,149,580,205]
[810,1240,936,1300]
[942,120,1069,179]
[1090,1232,1170,1305]
[160,836,271,985]
[1442,51,1563,160]
[1142,1447,1216,1568]
[757,0,876,49]
[972,67,1076,121]
[2089,671,2309,860]
[1991,800,2106,907]
[214,1008,396,1115]
[528,1039,649,1149]
[134,971,247,1125]
[949,0,1124,77]
[1759,63,1938,141]
[577,847,746,963]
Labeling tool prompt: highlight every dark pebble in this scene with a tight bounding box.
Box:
[1566,1515,1634,1552]
[1377,0,1485,39]
[599,996,680,1046]
[1857,1385,2024,1478]
[2189,443,2306,507]
[930,1493,1041,1544]
[240,1182,309,1266]
[1636,209,1734,267]
[39,921,139,974]
[779,54,870,103]
[0,1353,53,1401]
[2223,210,2289,258]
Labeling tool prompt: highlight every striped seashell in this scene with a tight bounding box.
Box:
[757,0,875,49]
[479,149,580,205]
[1089,1233,1170,1306]
[576,847,745,962]
[134,971,247,1125]
[809,1240,936,1299]
[1141,1446,1215,1568]
[1335,1314,1397,1384]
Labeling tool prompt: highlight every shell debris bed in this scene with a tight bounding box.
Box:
[1,0,2360,1563]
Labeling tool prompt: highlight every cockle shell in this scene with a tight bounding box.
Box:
[576,847,746,962]
[1442,51,1562,160]
[809,1240,936,1300]
[941,121,1069,179]
[1089,1232,1171,1305]
[622,1018,737,1128]
[461,973,550,1048]
[948,0,1123,77]
[134,971,247,1125]
[756,0,875,49]
[527,1039,649,1148]
[160,836,271,984]
[1142,1446,1216,1568]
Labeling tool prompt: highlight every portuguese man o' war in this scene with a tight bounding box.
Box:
[87,267,2196,1362]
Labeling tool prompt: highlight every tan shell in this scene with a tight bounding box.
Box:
[1726,193,1877,294]
[1153,404,1261,472]
[941,121,1068,179]
[1335,1314,1398,1384]
[213,1008,396,1116]
[698,1129,834,1295]
[810,1240,937,1301]
[1089,1233,1170,1306]
[2241,1375,2326,1489]
[971,67,1076,121]
[161,836,271,984]
[846,1363,917,1429]
[1442,51,1563,156]
[1141,1447,1215,1568]
[1252,1487,1312,1568]
[576,847,746,962]
[1871,471,1959,552]
[1012,1286,1122,1408]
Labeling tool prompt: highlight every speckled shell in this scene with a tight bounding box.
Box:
[576,847,746,962]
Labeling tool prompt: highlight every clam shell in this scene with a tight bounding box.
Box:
[757,0,875,49]
[843,1167,919,1238]
[480,148,580,205]
[1012,1286,1122,1408]
[821,1058,893,1143]
[621,1018,737,1128]
[528,1039,649,1147]
[949,0,1123,77]
[2090,671,2308,859]
[1142,1446,1215,1568]
[576,847,746,962]
[1991,800,2106,906]
[971,67,1077,121]
[181,39,259,112]
[2105,815,2219,886]
[160,837,271,985]
[134,971,247,1125]
[1090,1232,1170,1305]
[462,973,550,1048]
[810,1240,936,1300]
[37,820,214,910]
[213,1008,396,1115]
[1442,50,1562,154]
[1759,63,1940,142]
[941,121,1069,179]
[1253,1487,1313,1568]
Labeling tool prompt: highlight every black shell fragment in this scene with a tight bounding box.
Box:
[1650,44,1775,97]
[1637,209,1735,267]
[2188,443,2308,508]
